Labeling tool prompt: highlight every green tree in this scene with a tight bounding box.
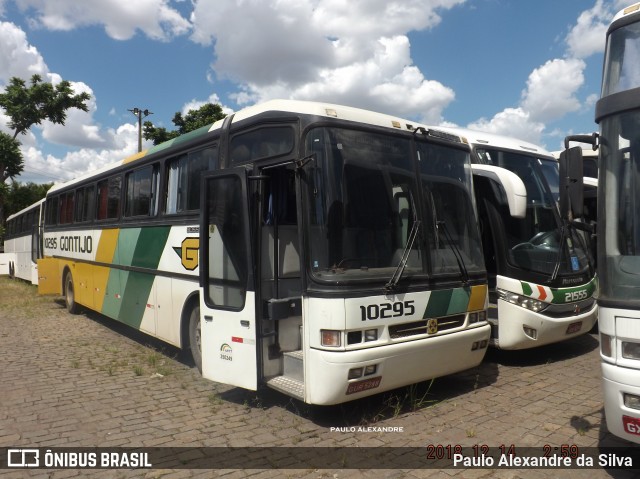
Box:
[0,132,23,179]
[5,181,53,216]
[143,103,227,145]
[0,74,90,224]
[0,181,53,246]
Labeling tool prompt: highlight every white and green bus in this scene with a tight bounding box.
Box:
[39,100,525,405]
[561,2,640,443]
[438,127,598,350]
[3,199,44,284]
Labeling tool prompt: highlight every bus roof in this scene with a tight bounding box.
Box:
[47,99,457,195]
[434,126,554,159]
[6,198,44,222]
[613,3,640,23]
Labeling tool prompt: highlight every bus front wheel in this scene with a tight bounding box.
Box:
[188,304,202,373]
[64,272,80,314]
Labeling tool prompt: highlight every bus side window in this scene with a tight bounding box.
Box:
[124,164,159,217]
[230,127,294,165]
[166,146,217,214]
[96,176,121,221]
[59,192,74,225]
[74,185,95,223]
[46,196,59,225]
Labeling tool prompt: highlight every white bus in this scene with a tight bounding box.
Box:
[562,2,640,444]
[38,100,525,405]
[3,199,44,284]
[438,127,598,350]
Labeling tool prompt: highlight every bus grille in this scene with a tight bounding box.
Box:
[388,314,466,339]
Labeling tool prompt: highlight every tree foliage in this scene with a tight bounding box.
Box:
[0,74,91,141]
[143,103,227,145]
[3,181,52,216]
[0,181,52,245]
[0,132,23,180]
[0,74,91,225]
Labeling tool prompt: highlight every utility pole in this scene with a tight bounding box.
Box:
[128,107,152,152]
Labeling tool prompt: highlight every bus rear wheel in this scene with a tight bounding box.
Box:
[188,304,202,372]
[64,272,80,314]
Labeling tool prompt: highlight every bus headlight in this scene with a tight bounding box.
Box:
[622,341,640,360]
[321,330,341,347]
[624,393,640,411]
[497,289,547,313]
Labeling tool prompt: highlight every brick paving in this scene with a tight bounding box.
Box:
[0,277,637,478]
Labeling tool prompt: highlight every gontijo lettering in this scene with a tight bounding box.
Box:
[59,235,92,253]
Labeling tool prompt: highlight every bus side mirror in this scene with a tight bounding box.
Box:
[559,146,584,220]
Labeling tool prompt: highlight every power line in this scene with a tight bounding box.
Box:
[18,166,68,182]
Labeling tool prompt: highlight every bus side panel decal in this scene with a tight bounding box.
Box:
[100,226,171,327]
[423,289,453,318]
[467,285,488,311]
[101,229,138,319]
[422,285,487,319]
[117,227,171,328]
[94,229,120,312]
[132,227,171,269]
[118,271,155,328]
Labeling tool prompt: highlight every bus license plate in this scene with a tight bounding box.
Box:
[566,321,582,334]
[623,415,640,436]
[346,376,382,395]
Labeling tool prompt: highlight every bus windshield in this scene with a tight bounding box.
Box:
[599,111,640,304]
[476,148,590,277]
[603,19,640,96]
[304,127,484,284]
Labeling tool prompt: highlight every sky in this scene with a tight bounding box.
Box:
[0,0,628,184]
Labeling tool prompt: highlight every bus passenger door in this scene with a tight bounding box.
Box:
[199,168,258,390]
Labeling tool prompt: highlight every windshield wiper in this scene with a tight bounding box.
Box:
[428,191,469,283]
[385,220,421,293]
[549,220,594,282]
[436,220,469,284]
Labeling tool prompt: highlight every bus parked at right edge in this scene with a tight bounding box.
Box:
[439,127,598,350]
[559,2,640,444]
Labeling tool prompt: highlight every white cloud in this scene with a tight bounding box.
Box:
[192,0,464,121]
[463,1,611,144]
[13,0,191,41]
[19,123,142,184]
[521,58,585,123]
[565,0,612,59]
[181,93,234,116]
[468,108,545,145]
[0,22,146,183]
[0,21,48,82]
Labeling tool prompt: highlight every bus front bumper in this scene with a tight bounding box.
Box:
[492,300,597,350]
[602,361,640,444]
[305,324,491,405]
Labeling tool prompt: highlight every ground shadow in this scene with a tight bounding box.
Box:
[486,332,600,367]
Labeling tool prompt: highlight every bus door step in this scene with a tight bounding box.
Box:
[266,375,304,401]
[283,350,303,381]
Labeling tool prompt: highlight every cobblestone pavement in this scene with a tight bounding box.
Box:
[0,278,638,479]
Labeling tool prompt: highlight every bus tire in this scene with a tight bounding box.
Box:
[188,303,203,373]
[64,272,80,314]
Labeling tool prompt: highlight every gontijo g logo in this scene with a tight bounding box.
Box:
[173,237,199,271]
